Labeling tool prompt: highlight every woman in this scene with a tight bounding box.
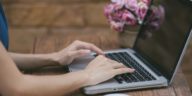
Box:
[0,3,134,96]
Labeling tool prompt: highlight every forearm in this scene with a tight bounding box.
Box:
[0,43,89,96]
[2,71,89,96]
[8,52,60,70]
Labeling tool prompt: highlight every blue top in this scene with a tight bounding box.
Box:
[0,4,9,49]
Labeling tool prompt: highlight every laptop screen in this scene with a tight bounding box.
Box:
[134,0,192,81]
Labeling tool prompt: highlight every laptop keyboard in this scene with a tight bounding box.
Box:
[100,52,156,84]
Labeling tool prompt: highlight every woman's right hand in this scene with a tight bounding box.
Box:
[82,55,135,86]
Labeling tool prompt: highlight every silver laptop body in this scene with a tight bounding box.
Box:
[69,0,192,95]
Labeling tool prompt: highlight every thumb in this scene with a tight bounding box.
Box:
[69,49,91,59]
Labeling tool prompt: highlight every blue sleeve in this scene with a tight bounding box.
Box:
[0,4,9,50]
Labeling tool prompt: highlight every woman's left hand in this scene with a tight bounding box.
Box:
[51,40,104,65]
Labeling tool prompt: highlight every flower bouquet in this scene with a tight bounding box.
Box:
[104,0,165,47]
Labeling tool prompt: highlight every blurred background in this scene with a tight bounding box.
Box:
[1,0,192,92]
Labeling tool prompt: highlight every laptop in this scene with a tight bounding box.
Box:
[69,0,192,95]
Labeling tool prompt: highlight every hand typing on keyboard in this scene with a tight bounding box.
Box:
[81,55,135,86]
[105,52,156,83]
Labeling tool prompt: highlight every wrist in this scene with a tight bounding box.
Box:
[46,52,61,66]
[79,70,93,87]
[78,70,96,87]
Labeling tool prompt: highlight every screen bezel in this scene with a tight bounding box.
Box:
[133,0,192,82]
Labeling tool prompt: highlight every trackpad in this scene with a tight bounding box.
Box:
[69,55,95,72]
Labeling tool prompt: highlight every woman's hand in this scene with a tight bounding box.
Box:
[81,55,135,86]
[52,40,104,65]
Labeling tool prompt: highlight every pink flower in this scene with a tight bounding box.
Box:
[136,2,148,22]
[141,0,151,5]
[124,0,138,11]
[104,3,124,20]
[111,0,126,7]
[104,4,115,20]
[111,0,138,11]
[104,0,164,33]
[121,10,137,25]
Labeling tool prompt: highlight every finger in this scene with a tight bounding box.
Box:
[89,44,104,55]
[111,63,126,69]
[107,58,119,64]
[76,41,104,55]
[112,68,135,75]
[103,60,126,69]
[105,59,126,68]
[97,55,109,62]
[69,49,91,59]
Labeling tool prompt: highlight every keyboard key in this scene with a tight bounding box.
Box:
[114,75,123,84]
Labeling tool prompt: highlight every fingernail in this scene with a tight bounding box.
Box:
[128,68,135,72]
[131,69,135,72]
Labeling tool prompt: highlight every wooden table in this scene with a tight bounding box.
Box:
[29,32,192,96]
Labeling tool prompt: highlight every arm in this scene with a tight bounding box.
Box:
[0,42,135,96]
[8,40,104,70]
[0,42,90,95]
[8,52,59,70]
